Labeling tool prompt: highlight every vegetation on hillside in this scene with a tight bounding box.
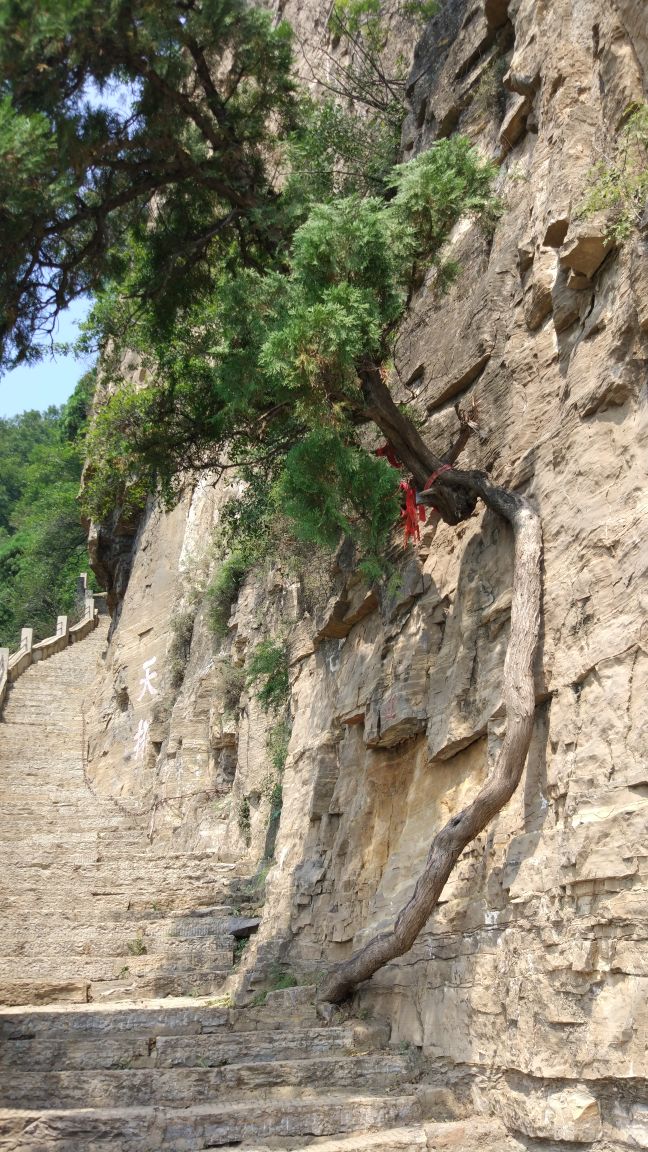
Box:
[0,373,94,648]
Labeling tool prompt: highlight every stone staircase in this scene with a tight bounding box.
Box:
[0,612,521,1151]
[0,986,523,1151]
[0,616,252,1007]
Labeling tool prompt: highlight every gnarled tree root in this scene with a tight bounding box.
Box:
[317,472,542,1005]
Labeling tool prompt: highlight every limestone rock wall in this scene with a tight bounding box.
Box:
[86,1,648,1146]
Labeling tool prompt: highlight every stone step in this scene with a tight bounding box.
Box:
[0,810,137,834]
[0,1025,356,1071]
[237,1127,429,1152]
[4,861,241,886]
[235,1119,524,1152]
[0,1054,415,1108]
[228,986,320,1031]
[0,1093,421,1150]
[2,881,239,911]
[0,1000,231,1040]
[0,925,236,958]
[0,969,230,1007]
[0,948,234,981]
[0,816,143,838]
[0,989,322,1039]
[0,846,241,870]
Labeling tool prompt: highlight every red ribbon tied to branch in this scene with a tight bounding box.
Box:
[400,480,426,545]
[375,442,401,468]
[376,442,455,546]
[423,462,452,490]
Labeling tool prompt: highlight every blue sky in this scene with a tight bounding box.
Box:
[0,299,94,419]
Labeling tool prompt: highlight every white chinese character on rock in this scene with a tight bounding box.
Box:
[133,718,150,763]
[137,656,159,701]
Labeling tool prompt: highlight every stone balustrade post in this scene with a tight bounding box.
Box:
[21,628,33,653]
[0,648,8,682]
[56,616,69,639]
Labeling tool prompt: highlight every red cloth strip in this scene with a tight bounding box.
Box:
[423,462,452,490]
[400,480,426,545]
[375,442,401,469]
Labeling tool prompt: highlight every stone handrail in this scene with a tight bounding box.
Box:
[0,574,101,717]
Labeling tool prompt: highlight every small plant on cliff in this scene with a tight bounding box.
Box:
[581,102,648,240]
[126,934,147,957]
[237,796,252,847]
[267,719,291,776]
[472,54,509,121]
[207,551,253,639]
[216,659,246,715]
[246,640,290,714]
[168,606,196,691]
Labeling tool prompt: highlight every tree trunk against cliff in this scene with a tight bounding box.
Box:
[318,374,543,1006]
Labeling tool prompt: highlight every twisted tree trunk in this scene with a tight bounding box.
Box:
[318,382,542,1005]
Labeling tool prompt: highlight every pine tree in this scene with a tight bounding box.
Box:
[0,0,295,369]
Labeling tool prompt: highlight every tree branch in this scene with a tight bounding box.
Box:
[318,473,542,1004]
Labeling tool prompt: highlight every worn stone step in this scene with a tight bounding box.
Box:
[228,986,320,1031]
[0,925,235,959]
[234,1119,524,1152]
[0,810,135,834]
[0,1093,421,1150]
[4,858,239,882]
[1,1054,415,1108]
[2,882,238,913]
[236,1127,429,1152]
[0,1000,231,1041]
[0,969,230,1007]
[0,817,143,839]
[0,1025,355,1071]
[89,972,231,1003]
[0,949,234,981]
[37,906,239,931]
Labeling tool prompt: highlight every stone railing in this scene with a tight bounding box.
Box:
[0,574,101,716]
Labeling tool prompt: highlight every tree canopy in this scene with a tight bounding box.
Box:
[0,0,497,565]
[0,0,295,370]
[81,136,497,565]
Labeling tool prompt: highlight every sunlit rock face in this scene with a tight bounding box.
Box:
[86,0,648,1144]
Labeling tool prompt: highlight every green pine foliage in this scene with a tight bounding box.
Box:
[0,0,296,370]
[278,429,401,559]
[80,136,496,570]
[389,136,499,256]
[286,99,399,204]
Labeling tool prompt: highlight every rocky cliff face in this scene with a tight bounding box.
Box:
[86,1,648,1146]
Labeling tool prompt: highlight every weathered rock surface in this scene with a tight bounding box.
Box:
[3,0,647,1149]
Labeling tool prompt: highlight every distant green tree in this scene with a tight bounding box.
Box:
[0,375,94,647]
